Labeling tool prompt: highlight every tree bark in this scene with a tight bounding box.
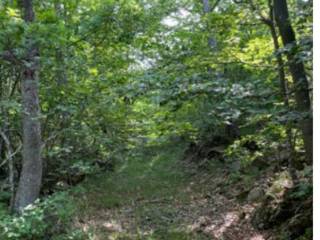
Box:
[262,0,289,106]
[264,0,297,181]
[13,0,42,213]
[273,0,313,164]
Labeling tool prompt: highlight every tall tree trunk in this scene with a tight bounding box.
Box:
[273,0,313,164]
[265,6,289,106]
[14,0,42,212]
[268,14,297,181]
[259,0,296,180]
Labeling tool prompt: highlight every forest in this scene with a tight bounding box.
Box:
[0,0,313,239]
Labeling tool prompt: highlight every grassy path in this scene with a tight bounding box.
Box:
[71,144,270,240]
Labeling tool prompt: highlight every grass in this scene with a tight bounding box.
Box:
[68,142,312,240]
[77,143,190,211]
[70,142,211,239]
[106,231,208,240]
[70,141,270,240]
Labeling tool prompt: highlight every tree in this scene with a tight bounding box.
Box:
[273,0,313,164]
[13,0,42,212]
[202,0,219,50]
[246,0,297,180]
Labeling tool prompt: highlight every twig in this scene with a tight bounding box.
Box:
[0,130,19,210]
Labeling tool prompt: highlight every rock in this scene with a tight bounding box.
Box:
[247,187,265,202]
[251,187,312,233]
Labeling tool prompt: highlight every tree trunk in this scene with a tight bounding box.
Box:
[267,23,289,106]
[273,0,313,164]
[268,17,298,182]
[261,0,296,181]
[14,0,42,213]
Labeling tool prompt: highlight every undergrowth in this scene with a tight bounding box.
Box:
[75,142,190,213]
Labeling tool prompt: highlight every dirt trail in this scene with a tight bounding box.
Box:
[75,177,272,239]
[73,147,273,240]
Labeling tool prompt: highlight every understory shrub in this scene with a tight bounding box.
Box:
[0,192,88,240]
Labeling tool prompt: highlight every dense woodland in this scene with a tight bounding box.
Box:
[0,0,313,239]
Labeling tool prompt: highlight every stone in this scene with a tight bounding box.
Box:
[247,187,265,202]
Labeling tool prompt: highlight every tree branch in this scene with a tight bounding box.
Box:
[0,131,21,168]
[0,130,19,210]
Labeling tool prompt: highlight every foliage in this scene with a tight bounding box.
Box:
[0,192,88,240]
[0,0,313,238]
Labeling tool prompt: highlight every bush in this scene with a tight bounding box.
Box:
[0,192,88,240]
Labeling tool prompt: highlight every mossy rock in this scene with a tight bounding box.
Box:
[251,187,312,239]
